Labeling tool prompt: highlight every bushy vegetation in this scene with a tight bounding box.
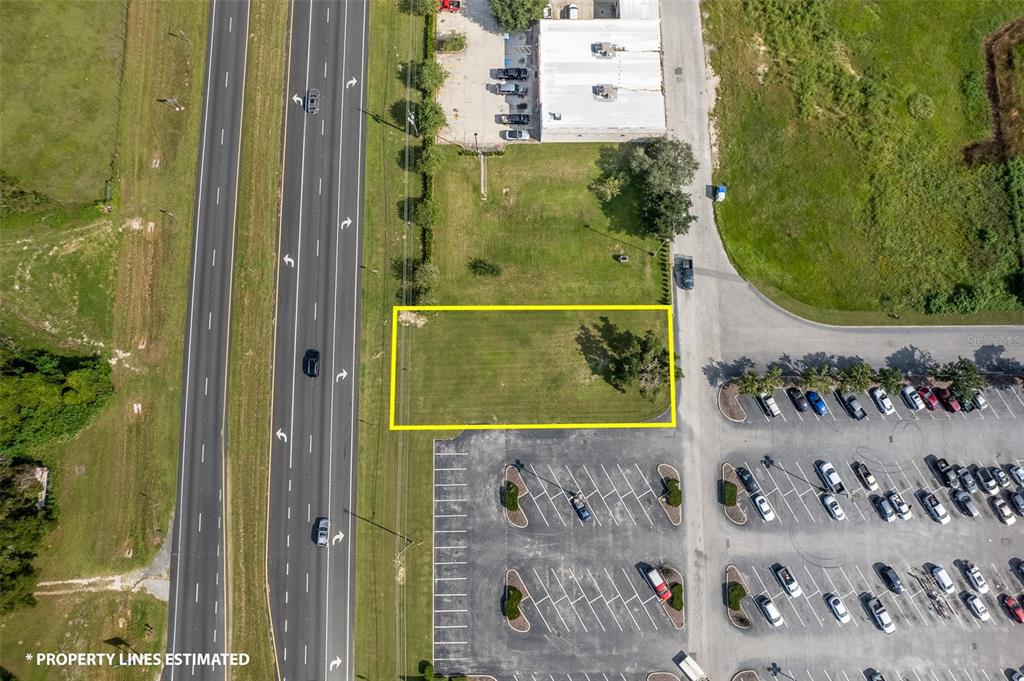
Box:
[503,480,520,512]
[488,0,547,33]
[626,138,698,239]
[1,455,57,614]
[437,31,467,53]
[727,582,747,610]
[707,0,1024,320]
[665,477,682,507]
[608,328,674,398]
[722,481,738,507]
[504,585,524,619]
[932,356,986,397]
[670,582,683,611]
[0,344,113,455]
[415,60,448,97]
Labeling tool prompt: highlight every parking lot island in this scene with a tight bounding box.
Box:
[503,465,529,528]
[662,566,687,630]
[504,569,531,633]
[649,673,683,681]
[724,564,752,629]
[718,382,746,422]
[658,463,683,526]
[720,464,747,525]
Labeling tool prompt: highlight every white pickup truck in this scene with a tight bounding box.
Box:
[675,654,709,681]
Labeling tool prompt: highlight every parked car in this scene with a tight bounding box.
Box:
[1009,464,1024,487]
[888,490,912,520]
[993,496,1016,525]
[303,348,321,377]
[868,596,895,633]
[975,466,998,494]
[677,256,694,290]
[960,563,986,594]
[842,392,867,420]
[874,495,896,522]
[917,386,939,410]
[1002,594,1024,623]
[645,567,672,601]
[922,492,950,524]
[736,466,760,494]
[966,593,990,621]
[306,88,320,114]
[934,387,961,412]
[816,461,846,494]
[504,113,530,125]
[759,392,782,418]
[934,458,959,488]
[972,390,989,410]
[786,387,809,412]
[822,493,846,521]
[931,565,954,594]
[503,129,530,141]
[879,564,904,593]
[901,384,925,410]
[756,594,784,627]
[806,390,830,416]
[571,494,592,522]
[773,564,802,597]
[957,392,976,412]
[869,387,896,415]
[953,489,979,517]
[497,82,527,96]
[751,491,775,521]
[852,461,879,492]
[957,466,978,493]
[992,466,1011,489]
[315,517,329,547]
[1010,490,1024,516]
[499,67,529,80]
[825,593,851,623]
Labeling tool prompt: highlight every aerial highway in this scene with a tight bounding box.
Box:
[165,0,250,679]
[266,1,369,679]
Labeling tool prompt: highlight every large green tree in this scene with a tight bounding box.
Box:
[933,357,986,397]
[628,138,699,239]
[610,330,673,398]
[839,362,873,394]
[874,366,906,395]
[800,364,832,393]
[488,0,547,33]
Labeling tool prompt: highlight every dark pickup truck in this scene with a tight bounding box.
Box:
[934,458,959,488]
[678,257,694,290]
[504,113,530,126]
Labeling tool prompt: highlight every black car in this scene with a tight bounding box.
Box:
[842,393,867,420]
[933,458,959,488]
[306,88,320,114]
[677,257,694,290]
[957,466,978,493]
[786,387,810,412]
[736,466,760,494]
[500,67,529,80]
[302,348,321,377]
[505,113,530,125]
[880,564,904,594]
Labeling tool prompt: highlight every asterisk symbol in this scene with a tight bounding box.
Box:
[25,653,32,661]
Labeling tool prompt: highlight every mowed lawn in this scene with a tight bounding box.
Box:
[394,309,671,426]
[430,144,666,305]
[0,0,125,203]
[706,0,1024,323]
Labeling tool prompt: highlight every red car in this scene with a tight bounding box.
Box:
[1003,594,1024,623]
[917,387,939,410]
[934,387,961,412]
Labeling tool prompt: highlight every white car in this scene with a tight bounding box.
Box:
[972,391,989,411]
[993,497,1016,525]
[751,491,775,521]
[1009,464,1024,487]
[816,461,845,494]
[922,492,950,525]
[757,594,784,627]
[887,490,912,520]
[965,593,990,621]
[964,563,988,594]
[931,565,954,594]
[869,387,896,415]
[868,597,895,634]
[821,493,846,521]
[901,384,925,410]
[503,129,530,141]
[825,593,851,623]
[759,392,782,418]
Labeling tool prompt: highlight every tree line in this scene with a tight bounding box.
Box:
[734,357,990,399]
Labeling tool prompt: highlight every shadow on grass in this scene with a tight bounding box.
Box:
[574,316,646,394]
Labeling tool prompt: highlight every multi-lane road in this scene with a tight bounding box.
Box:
[166,0,251,678]
[266,2,369,680]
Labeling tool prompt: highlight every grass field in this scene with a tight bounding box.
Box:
[1,1,210,676]
[393,308,672,426]
[223,0,287,675]
[429,145,665,304]
[706,0,1024,323]
[0,0,126,204]
[0,591,168,681]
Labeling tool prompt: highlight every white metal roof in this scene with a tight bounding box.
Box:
[538,18,666,141]
[618,0,660,20]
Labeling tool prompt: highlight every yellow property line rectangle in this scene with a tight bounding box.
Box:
[388,304,677,430]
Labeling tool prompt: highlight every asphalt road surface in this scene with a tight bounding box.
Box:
[266,1,369,679]
[165,1,250,679]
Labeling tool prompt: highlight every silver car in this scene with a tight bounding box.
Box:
[315,518,330,547]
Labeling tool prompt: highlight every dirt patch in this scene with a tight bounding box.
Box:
[505,568,531,633]
[721,463,747,526]
[753,34,769,84]
[656,463,682,526]
[964,17,1024,164]
[504,466,529,528]
[718,382,745,422]
[398,310,428,327]
[733,671,762,681]
[724,564,752,629]
[649,674,681,681]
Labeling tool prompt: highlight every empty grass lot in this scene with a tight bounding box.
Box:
[429,144,666,304]
[394,308,672,426]
[706,0,1024,324]
[0,0,125,204]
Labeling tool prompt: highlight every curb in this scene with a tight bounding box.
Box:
[718,382,746,423]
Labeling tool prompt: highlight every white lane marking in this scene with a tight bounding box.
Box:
[204,377,208,396]
[201,444,205,463]
[316,238,320,256]
[306,572,309,593]
[307,504,311,521]
[321,119,325,135]
[211,248,217,266]
[324,61,327,78]
[314,301,317,320]
[319,177,322,195]
[220,128,224,145]
[287,507,290,519]
[309,434,312,453]
[228,16,232,31]
[208,312,212,330]
[198,513,202,533]
[195,583,199,602]
[224,70,229,88]
[216,186,220,204]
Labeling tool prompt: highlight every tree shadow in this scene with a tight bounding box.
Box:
[702,356,755,386]
[575,316,642,393]
[800,352,835,370]
[974,344,1023,377]
[885,345,936,378]
[833,354,866,371]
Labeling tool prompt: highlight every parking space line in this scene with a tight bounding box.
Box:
[585,568,624,631]
[563,466,602,527]
[582,466,618,526]
[620,567,659,629]
[546,464,579,527]
[802,565,824,599]
[530,464,567,528]
[1011,386,1024,408]
[532,568,572,632]
[569,569,606,632]
[748,566,789,629]
[910,670,925,681]
[635,463,660,501]
[992,388,1016,417]
[601,464,638,526]
[551,568,589,633]
[617,464,655,526]
[757,462,800,523]
[790,464,818,523]
[604,568,641,631]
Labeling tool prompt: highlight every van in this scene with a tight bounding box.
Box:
[931,565,954,594]
[674,654,709,681]
[645,567,671,601]
[756,594,784,627]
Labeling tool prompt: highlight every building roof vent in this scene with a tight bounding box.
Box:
[593,84,618,101]
[591,42,618,58]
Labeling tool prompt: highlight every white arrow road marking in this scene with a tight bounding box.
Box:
[335,369,348,382]
[283,254,295,267]
[292,93,302,104]
[332,531,345,545]
[339,216,352,230]
[329,656,342,671]
[345,76,357,88]
[275,428,288,443]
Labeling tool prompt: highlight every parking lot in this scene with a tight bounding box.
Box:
[432,428,685,677]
